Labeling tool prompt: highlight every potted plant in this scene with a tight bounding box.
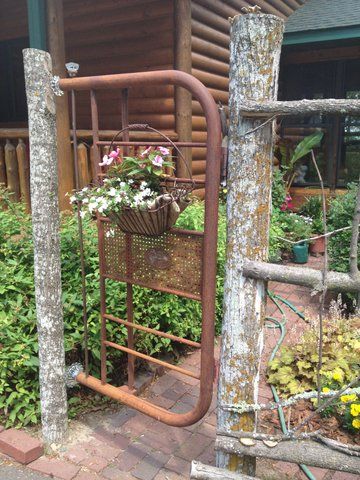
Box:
[280,212,313,264]
[299,195,325,255]
[71,144,192,236]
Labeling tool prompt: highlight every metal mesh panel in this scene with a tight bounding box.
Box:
[102,221,203,299]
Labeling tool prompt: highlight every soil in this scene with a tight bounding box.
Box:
[259,399,359,446]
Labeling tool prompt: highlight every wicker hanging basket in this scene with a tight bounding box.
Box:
[104,125,194,236]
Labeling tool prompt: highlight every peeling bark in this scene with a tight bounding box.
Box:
[23,49,67,444]
[240,98,360,117]
[217,13,284,475]
[243,259,360,292]
[215,437,360,474]
[190,461,260,480]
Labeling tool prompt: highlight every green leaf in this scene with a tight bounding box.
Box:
[290,130,324,166]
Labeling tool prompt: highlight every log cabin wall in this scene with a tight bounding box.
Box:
[63,0,175,133]
[190,0,305,184]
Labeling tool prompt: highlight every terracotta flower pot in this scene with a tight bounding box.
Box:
[309,236,325,255]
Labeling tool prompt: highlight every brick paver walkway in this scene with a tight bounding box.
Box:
[1,257,358,480]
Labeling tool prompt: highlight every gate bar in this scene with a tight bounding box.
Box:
[61,70,221,427]
[104,340,200,379]
[97,141,207,147]
[104,313,201,348]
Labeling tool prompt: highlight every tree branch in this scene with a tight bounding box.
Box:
[349,176,360,278]
[240,99,360,117]
[243,260,360,293]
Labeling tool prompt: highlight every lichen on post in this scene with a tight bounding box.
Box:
[23,48,68,444]
[217,12,284,475]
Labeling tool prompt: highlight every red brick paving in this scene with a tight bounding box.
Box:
[1,257,357,479]
[0,428,43,464]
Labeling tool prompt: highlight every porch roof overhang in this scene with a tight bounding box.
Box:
[284,25,360,46]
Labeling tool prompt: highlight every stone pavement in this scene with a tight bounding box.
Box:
[1,256,358,480]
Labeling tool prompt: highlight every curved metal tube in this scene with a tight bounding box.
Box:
[60,70,222,426]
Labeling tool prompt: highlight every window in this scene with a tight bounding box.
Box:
[0,37,29,124]
[279,58,360,188]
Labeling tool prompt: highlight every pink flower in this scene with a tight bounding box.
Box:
[280,194,294,211]
[158,146,170,155]
[99,155,114,167]
[109,148,120,159]
[140,146,152,157]
[152,155,164,167]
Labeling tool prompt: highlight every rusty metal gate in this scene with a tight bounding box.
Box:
[60,70,221,426]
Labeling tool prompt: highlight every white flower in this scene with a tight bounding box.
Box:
[105,229,115,238]
[128,179,134,184]
[70,195,77,203]
[88,202,98,213]
[79,210,86,218]
[99,155,114,167]
[158,146,170,155]
[109,187,117,196]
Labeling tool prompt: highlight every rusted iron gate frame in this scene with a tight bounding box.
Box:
[59,70,222,426]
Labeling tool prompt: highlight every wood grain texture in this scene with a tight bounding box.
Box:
[217,12,284,474]
[216,436,360,474]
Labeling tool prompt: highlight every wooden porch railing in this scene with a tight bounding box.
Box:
[0,128,179,210]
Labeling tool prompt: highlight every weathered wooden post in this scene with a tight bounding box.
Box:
[23,49,68,444]
[217,10,284,475]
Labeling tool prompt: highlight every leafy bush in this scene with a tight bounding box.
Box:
[327,184,359,273]
[0,194,226,427]
[299,195,324,235]
[268,319,359,396]
[267,316,360,432]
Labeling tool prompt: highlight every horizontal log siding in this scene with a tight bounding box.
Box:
[190,0,303,178]
[63,0,175,131]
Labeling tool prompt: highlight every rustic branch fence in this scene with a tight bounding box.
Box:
[191,9,360,480]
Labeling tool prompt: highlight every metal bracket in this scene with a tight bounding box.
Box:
[65,362,84,387]
[51,76,64,97]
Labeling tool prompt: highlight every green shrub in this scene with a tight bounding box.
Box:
[0,195,226,427]
[327,184,359,273]
[299,195,324,234]
[267,316,360,433]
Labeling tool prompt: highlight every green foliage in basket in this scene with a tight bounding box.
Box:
[0,187,225,428]
[71,145,175,216]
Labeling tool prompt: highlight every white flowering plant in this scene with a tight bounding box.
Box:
[70,146,175,217]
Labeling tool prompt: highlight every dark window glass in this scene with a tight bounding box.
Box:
[0,37,29,124]
[279,58,360,188]
[337,60,360,186]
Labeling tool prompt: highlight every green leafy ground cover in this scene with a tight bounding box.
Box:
[0,195,226,427]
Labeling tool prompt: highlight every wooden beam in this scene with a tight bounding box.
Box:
[282,45,360,65]
[174,0,192,178]
[243,259,360,293]
[216,436,360,474]
[240,99,360,117]
[190,461,260,480]
[47,0,74,209]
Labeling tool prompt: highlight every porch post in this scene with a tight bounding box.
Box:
[27,0,47,50]
[47,0,74,209]
[174,0,192,177]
